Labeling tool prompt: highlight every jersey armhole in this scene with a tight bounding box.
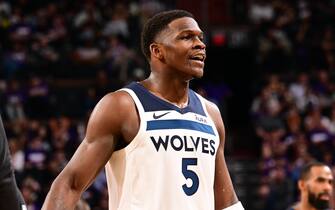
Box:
[116,88,146,153]
[118,88,145,116]
[194,92,212,119]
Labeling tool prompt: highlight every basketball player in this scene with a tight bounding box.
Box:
[42,9,244,210]
[0,115,26,210]
[288,162,333,210]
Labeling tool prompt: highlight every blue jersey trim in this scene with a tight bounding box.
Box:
[125,82,206,116]
[147,119,215,135]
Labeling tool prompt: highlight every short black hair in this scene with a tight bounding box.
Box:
[300,161,328,180]
[141,9,194,61]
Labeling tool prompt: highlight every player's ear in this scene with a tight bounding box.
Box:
[150,43,163,60]
[298,180,305,191]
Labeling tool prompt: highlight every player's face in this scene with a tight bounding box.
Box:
[157,17,206,79]
[305,166,333,209]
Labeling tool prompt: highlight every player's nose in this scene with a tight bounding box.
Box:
[194,37,206,50]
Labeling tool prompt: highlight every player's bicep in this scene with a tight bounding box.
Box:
[213,126,237,208]
[62,135,115,192]
[205,100,238,209]
[56,93,122,192]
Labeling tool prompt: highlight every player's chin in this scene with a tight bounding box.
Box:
[192,67,204,78]
[186,60,204,75]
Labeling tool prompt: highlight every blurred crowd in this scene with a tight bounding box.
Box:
[1,0,335,209]
[248,0,335,209]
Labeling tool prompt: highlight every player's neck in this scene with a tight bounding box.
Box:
[140,77,189,109]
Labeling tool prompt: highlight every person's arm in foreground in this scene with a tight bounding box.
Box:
[42,92,129,210]
[0,116,26,210]
[206,101,244,210]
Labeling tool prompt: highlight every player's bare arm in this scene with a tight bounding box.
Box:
[42,91,137,210]
[205,100,239,210]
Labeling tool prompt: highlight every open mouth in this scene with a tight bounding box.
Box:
[189,54,206,63]
[319,194,331,200]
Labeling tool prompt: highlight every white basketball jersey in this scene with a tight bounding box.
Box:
[105,82,220,210]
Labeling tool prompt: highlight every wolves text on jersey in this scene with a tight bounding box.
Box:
[150,135,216,155]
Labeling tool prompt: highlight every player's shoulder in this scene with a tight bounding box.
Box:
[87,89,138,132]
[91,89,136,118]
[99,89,135,108]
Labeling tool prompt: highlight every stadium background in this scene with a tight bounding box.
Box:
[1,0,335,209]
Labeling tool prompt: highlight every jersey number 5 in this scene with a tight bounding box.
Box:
[182,158,199,196]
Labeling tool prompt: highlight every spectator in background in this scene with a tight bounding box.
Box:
[322,103,335,136]
[21,176,41,210]
[248,0,274,25]
[287,161,333,210]
[8,137,25,183]
[288,72,311,113]
[303,105,332,162]
[25,76,50,119]
[4,79,26,122]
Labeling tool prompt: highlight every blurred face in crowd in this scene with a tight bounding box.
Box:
[300,165,333,209]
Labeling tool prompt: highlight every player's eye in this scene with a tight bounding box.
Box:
[181,35,192,40]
